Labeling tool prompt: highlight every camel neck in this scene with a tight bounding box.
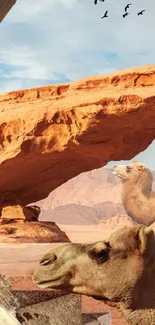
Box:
[122,180,150,200]
[120,259,155,324]
[122,169,153,198]
[122,306,155,325]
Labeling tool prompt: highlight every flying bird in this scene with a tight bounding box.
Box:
[94,0,97,4]
[137,10,145,15]
[125,3,132,12]
[123,12,130,18]
[101,10,108,18]
[99,0,105,2]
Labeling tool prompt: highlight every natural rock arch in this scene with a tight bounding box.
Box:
[1,65,155,219]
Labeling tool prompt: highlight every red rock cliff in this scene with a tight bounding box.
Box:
[0,64,155,212]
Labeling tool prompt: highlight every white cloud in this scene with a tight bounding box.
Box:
[0,0,154,94]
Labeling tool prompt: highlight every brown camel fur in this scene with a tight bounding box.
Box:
[111,161,155,226]
[33,225,155,325]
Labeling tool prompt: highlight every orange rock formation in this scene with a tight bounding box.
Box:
[0,64,155,218]
[0,220,70,243]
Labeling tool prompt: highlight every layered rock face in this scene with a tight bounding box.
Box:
[0,220,70,243]
[0,64,155,220]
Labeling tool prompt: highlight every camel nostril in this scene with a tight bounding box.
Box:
[40,254,57,266]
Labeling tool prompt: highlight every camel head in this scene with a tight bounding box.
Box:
[111,161,153,197]
[33,225,155,307]
[111,161,147,182]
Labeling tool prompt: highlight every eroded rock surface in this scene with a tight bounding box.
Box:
[0,221,70,243]
[1,65,155,213]
[0,275,82,325]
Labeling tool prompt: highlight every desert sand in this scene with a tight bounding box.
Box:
[0,222,135,278]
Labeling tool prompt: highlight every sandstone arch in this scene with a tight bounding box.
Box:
[33,225,155,325]
[1,65,155,218]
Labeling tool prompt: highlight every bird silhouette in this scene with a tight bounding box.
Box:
[99,0,105,2]
[101,10,108,18]
[137,10,145,15]
[94,0,97,4]
[125,3,132,12]
[123,12,130,18]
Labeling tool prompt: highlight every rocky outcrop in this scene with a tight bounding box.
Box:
[0,220,70,243]
[0,275,82,325]
[1,204,40,221]
[1,65,155,218]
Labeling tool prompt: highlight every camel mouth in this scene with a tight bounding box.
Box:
[35,280,63,289]
[111,167,127,180]
[35,279,73,291]
[110,166,118,175]
[33,270,73,289]
[111,170,117,175]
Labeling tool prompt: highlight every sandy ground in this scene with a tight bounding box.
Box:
[0,224,122,277]
[57,223,117,242]
[0,242,67,277]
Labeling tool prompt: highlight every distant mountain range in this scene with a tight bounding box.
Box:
[37,167,155,225]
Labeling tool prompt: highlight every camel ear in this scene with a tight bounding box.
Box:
[137,165,146,171]
[132,161,146,171]
[133,225,154,254]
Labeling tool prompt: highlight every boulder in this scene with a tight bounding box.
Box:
[0,221,70,243]
[0,275,82,325]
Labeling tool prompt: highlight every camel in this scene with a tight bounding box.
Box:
[111,161,155,226]
[33,225,155,325]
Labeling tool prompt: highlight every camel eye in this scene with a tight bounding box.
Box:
[89,248,109,264]
[40,254,57,266]
[126,166,132,173]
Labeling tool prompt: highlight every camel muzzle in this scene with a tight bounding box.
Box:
[110,166,118,175]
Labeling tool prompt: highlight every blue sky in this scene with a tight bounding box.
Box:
[0,0,155,168]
